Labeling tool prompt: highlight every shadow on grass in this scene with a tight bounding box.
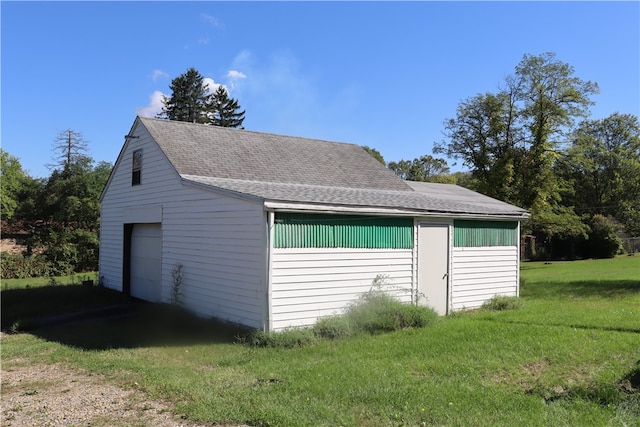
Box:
[1,284,132,328]
[522,280,640,299]
[1,285,250,350]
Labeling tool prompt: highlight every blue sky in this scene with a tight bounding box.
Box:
[2,1,639,178]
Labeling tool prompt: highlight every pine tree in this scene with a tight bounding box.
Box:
[158,68,212,124]
[210,86,246,128]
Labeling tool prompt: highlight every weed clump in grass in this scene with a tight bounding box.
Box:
[481,295,522,311]
[246,275,438,347]
[248,328,318,348]
[312,315,352,340]
[344,290,438,334]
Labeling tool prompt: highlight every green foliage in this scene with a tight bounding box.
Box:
[159,68,246,128]
[361,145,386,165]
[0,254,53,279]
[248,328,318,348]
[0,149,30,220]
[344,289,438,334]
[587,215,622,258]
[209,85,245,128]
[247,276,438,348]
[558,113,640,236]
[158,67,212,124]
[432,52,638,260]
[312,315,352,340]
[387,154,450,182]
[435,52,599,206]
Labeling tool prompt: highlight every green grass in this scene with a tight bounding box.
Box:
[1,272,131,331]
[2,256,639,426]
[1,271,99,289]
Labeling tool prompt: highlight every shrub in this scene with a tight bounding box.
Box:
[313,315,352,340]
[345,289,438,333]
[244,276,438,348]
[0,254,52,279]
[587,215,622,259]
[481,295,522,311]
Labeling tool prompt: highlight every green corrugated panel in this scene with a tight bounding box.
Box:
[274,213,413,249]
[453,220,518,247]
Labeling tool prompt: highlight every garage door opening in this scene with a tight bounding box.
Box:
[124,223,162,302]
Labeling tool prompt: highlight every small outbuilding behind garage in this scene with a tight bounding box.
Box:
[99,117,529,331]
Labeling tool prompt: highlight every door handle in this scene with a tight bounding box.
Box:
[442,273,448,280]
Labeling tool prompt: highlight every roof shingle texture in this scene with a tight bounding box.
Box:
[140,117,409,191]
[138,117,528,217]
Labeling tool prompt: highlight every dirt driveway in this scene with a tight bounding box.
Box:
[1,359,200,427]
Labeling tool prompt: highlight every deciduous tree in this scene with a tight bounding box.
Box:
[0,149,29,220]
[388,155,450,182]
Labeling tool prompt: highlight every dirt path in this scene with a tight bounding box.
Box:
[1,361,201,427]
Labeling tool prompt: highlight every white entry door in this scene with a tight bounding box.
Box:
[130,223,162,302]
[418,224,450,315]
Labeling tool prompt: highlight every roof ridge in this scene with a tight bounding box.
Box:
[137,116,360,148]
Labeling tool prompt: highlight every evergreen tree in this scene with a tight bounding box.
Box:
[210,85,246,128]
[159,68,246,128]
[158,68,213,124]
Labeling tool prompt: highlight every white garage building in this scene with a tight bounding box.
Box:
[99,117,529,331]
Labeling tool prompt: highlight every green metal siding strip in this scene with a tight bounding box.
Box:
[274,213,413,249]
[453,220,518,247]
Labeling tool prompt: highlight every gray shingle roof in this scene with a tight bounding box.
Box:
[138,117,528,218]
[139,117,408,191]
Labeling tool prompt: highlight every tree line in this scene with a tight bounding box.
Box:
[371,53,640,259]
[2,58,638,279]
[0,69,248,279]
[1,131,112,278]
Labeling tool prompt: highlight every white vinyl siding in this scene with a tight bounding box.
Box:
[271,248,413,330]
[161,195,266,328]
[99,122,267,329]
[450,246,519,310]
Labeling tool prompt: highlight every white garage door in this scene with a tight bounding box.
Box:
[130,223,162,302]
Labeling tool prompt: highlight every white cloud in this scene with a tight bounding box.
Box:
[227,70,247,80]
[203,77,223,94]
[201,13,222,29]
[225,70,247,90]
[136,90,166,118]
[151,69,168,82]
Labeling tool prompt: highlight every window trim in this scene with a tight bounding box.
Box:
[132,149,142,186]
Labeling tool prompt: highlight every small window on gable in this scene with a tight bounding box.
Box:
[132,149,142,186]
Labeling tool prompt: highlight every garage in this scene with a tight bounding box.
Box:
[129,223,162,302]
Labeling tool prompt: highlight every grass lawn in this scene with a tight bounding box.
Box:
[2,256,639,426]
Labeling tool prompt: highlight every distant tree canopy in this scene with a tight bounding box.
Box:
[433,52,637,259]
[1,131,113,278]
[1,149,30,220]
[362,146,385,165]
[388,155,450,182]
[158,67,245,128]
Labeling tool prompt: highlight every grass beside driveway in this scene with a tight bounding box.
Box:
[2,256,639,426]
